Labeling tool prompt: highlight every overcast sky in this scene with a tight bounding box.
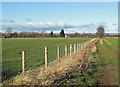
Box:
[1,2,118,33]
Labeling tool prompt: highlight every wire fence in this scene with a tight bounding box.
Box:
[2,38,97,83]
[48,46,57,63]
[2,50,22,82]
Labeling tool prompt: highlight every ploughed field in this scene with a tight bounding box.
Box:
[2,38,91,82]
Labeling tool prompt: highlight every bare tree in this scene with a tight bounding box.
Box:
[5,27,12,38]
[41,30,46,34]
[96,26,105,38]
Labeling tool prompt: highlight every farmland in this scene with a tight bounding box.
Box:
[2,38,91,82]
[1,37,119,85]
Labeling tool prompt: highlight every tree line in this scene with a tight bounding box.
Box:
[0,26,119,38]
[1,29,66,38]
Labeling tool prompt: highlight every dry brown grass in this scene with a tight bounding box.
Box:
[100,39,103,44]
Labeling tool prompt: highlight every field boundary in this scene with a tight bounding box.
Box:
[9,38,98,85]
[21,38,98,72]
[2,38,98,84]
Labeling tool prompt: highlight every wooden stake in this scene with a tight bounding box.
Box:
[74,44,76,53]
[65,45,67,56]
[57,46,60,62]
[80,44,81,50]
[45,47,48,69]
[22,51,25,73]
[77,43,79,52]
[81,44,83,50]
[79,44,81,51]
[70,44,72,56]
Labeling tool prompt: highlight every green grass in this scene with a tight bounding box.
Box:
[70,38,118,85]
[71,40,104,85]
[102,38,118,71]
[103,38,119,85]
[2,38,91,82]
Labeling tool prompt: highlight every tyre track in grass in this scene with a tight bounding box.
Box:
[98,39,118,85]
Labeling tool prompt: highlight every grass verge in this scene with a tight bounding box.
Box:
[67,40,104,85]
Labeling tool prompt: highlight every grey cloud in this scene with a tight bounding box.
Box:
[25,18,32,21]
[82,25,90,27]
[112,23,117,26]
[2,19,15,23]
[2,22,73,32]
[1,22,117,33]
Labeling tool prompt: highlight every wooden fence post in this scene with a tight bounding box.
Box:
[82,43,84,48]
[22,51,25,73]
[85,42,87,48]
[80,44,82,50]
[86,42,88,47]
[70,44,72,56]
[77,43,79,52]
[83,43,84,48]
[65,45,67,56]
[57,46,60,62]
[81,43,83,50]
[74,44,76,53]
[79,44,81,51]
[45,47,48,69]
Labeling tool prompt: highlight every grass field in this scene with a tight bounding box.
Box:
[2,38,91,82]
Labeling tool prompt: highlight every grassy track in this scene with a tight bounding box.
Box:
[2,38,91,82]
[103,38,118,70]
[97,38,118,85]
[69,38,118,85]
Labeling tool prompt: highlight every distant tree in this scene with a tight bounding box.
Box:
[5,27,12,38]
[106,33,110,37]
[50,31,53,37]
[41,30,47,37]
[74,33,80,37]
[96,26,105,38]
[41,30,46,34]
[60,29,65,37]
[12,32,18,37]
[5,27,12,34]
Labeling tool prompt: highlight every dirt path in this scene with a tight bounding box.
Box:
[99,54,118,85]
[98,41,118,85]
